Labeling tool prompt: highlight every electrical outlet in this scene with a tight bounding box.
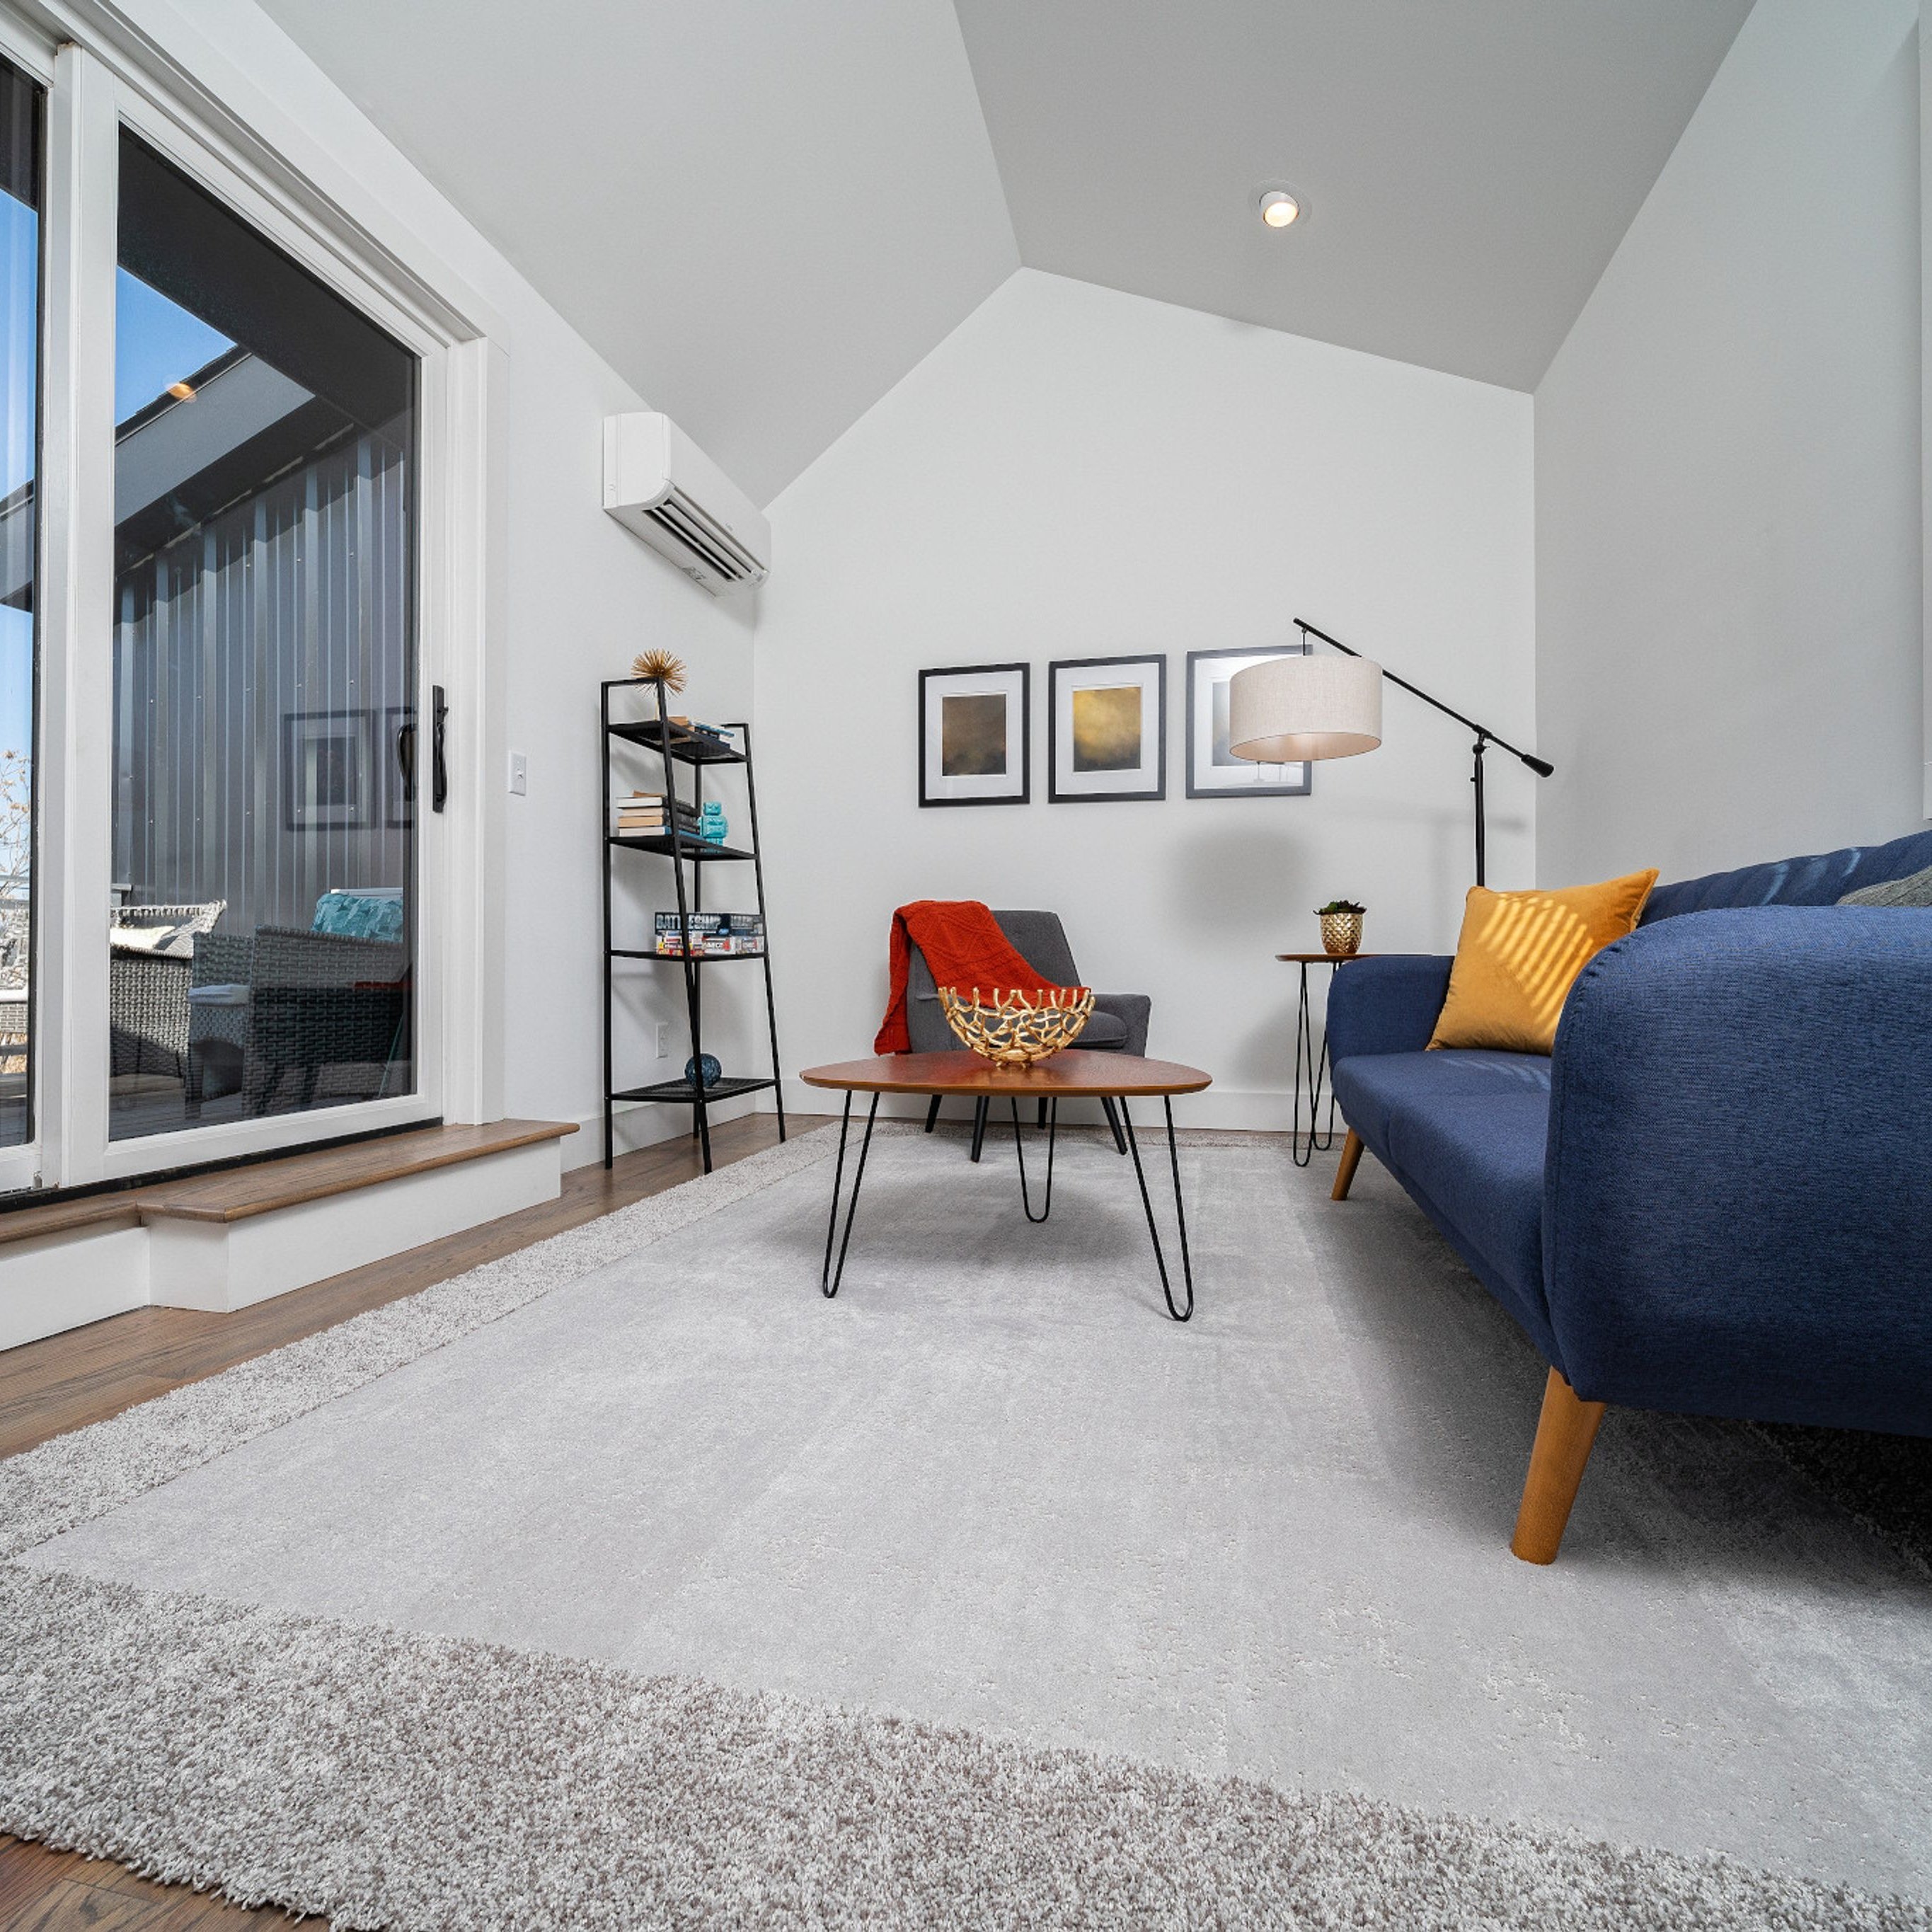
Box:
[507,750,528,795]
[655,1021,670,1059]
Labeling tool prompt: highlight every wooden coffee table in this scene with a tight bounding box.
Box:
[798,1050,1212,1321]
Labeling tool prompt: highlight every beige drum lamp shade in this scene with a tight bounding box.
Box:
[1228,653,1383,764]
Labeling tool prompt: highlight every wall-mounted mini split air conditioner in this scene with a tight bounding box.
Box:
[602,411,770,595]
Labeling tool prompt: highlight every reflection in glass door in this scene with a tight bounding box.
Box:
[109,131,418,1141]
[0,58,40,1150]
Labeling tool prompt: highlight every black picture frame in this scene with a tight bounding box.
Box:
[1185,645,1313,799]
[919,662,1030,807]
[282,708,379,832]
[1047,654,1166,803]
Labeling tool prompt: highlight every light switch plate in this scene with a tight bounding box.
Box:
[508,750,528,795]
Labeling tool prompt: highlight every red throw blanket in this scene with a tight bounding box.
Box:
[873,900,1084,1054]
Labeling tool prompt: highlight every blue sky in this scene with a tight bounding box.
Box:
[0,183,234,763]
[115,270,232,421]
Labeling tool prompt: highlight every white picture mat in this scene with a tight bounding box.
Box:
[1052,659,1162,796]
[1190,652,1309,793]
[923,667,1027,801]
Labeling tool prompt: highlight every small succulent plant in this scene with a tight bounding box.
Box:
[1316,899,1366,916]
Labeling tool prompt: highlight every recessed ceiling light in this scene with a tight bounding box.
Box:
[1259,190,1301,229]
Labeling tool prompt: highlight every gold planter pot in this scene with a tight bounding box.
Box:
[1320,911,1364,958]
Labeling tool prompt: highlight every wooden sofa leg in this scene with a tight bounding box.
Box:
[1511,1368,1607,1565]
[1331,1128,1365,1200]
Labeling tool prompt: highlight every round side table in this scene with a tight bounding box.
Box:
[1275,953,1381,1169]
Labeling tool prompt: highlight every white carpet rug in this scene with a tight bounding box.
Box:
[3,1124,1928,1927]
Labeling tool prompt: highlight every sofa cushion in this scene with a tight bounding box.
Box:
[1642,826,1932,922]
[1330,1049,1556,1352]
[313,889,406,943]
[1384,1089,1555,1350]
[1330,1048,1550,1155]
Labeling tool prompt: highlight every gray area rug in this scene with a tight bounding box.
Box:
[4,1125,1930,1928]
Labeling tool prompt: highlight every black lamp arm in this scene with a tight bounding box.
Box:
[1294,620,1553,778]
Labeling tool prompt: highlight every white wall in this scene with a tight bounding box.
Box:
[126,0,770,1163]
[1535,0,1923,888]
[755,270,1534,1127]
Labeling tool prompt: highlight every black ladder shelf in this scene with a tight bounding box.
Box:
[600,675,786,1172]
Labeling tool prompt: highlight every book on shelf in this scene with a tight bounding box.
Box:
[667,717,737,749]
[612,789,699,836]
[653,935,765,958]
[653,912,763,936]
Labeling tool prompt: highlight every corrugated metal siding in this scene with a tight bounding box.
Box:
[111,430,414,936]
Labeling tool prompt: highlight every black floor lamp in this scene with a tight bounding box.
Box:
[1228,618,1553,887]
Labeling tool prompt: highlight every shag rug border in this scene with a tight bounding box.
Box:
[3,1563,1925,1932]
[2,1122,1927,1928]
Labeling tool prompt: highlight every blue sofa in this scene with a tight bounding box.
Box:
[1326,827,1932,1563]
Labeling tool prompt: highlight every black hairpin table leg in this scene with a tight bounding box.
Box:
[1119,1094,1195,1323]
[1010,1097,1057,1222]
[821,1090,880,1298]
[1292,961,1340,1169]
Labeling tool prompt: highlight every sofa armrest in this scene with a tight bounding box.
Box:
[1543,907,1932,1432]
[1325,955,1452,1062]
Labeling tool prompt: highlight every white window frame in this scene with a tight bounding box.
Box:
[0,10,55,1196]
[1,4,506,1193]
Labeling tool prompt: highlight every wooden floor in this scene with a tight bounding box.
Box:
[0,1109,824,1928]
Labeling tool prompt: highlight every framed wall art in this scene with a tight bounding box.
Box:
[1047,654,1166,803]
[919,662,1030,806]
[1185,646,1312,799]
[282,708,379,832]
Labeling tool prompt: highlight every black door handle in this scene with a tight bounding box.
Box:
[432,684,449,813]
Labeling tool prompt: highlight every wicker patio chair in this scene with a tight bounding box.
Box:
[241,926,408,1114]
[183,931,255,1115]
[108,901,226,1079]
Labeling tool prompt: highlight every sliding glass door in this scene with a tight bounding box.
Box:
[0,54,38,1156]
[0,18,456,1197]
[108,132,418,1140]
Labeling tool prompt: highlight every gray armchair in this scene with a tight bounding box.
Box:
[907,908,1151,1161]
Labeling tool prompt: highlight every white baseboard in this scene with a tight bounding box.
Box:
[558,1091,764,1172]
[0,1224,150,1353]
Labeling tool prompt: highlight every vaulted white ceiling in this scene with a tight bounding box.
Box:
[253,0,1019,507]
[255,0,1753,503]
[955,0,1756,393]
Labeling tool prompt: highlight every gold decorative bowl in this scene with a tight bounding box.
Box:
[938,985,1094,1065]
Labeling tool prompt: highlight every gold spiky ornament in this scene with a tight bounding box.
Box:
[631,649,687,693]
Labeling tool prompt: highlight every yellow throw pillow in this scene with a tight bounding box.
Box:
[1429,869,1660,1056]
